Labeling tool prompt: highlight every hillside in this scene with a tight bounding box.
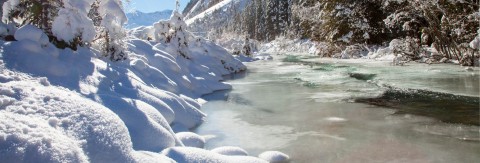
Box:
[183,0,225,20]
[126,10,173,29]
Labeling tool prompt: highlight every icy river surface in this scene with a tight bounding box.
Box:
[196,55,480,163]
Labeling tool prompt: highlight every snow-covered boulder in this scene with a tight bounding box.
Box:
[162,147,268,163]
[176,132,206,148]
[211,146,249,156]
[258,151,290,163]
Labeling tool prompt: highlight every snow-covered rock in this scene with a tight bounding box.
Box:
[162,147,268,163]
[175,132,206,148]
[211,146,249,156]
[258,151,290,163]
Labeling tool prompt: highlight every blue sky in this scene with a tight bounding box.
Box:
[126,0,191,13]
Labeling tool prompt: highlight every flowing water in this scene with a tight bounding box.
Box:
[196,55,480,163]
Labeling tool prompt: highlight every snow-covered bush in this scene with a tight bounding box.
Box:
[52,0,96,50]
[2,0,128,61]
[153,11,191,59]
[90,0,128,61]
[259,37,318,55]
[133,11,193,59]
[383,0,479,65]
[389,37,421,59]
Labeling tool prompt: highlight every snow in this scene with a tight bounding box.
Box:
[0,80,135,162]
[0,112,89,163]
[470,29,479,50]
[14,25,49,46]
[175,132,206,148]
[211,146,249,156]
[162,147,268,163]
[259,37,318,55]
[52,8,96,42]
[1,0,20,22]
[0,7,293,162]
[258,151,290,163]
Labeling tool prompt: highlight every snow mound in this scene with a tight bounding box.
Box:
[98,94,179,151]
[14,25,49,46]
[162,147,268,163]
[211,146,249,156]
[132,151,175,163]
[0,80,135,162]
[176,132,206,148]
[258,151,290,163]
[0,112,88,163]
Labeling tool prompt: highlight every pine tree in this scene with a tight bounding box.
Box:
[3,0,62,36]
[89,0,128,61]
[2,0,129,61]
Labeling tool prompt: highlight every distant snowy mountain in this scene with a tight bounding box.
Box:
[126,10,173,29]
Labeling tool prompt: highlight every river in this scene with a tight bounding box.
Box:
[196,55,480,163]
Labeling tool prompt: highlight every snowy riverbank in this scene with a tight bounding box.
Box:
[0,12,289,163]
[255,36,480,67]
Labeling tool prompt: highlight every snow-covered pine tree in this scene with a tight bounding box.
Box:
[2,0,97,50]
[168,11,191,59]
[2,0,60,32]
[265,0,290,41]
[153,11,191,59]
[89,0,128,61]
[2,0,128,61]
[51,0,96,50]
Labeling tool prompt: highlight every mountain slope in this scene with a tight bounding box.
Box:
[126,10,173,29]
[183,0,249,39]
[183,0,226,20]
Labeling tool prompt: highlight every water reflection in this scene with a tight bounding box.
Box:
[196,57,480,163]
